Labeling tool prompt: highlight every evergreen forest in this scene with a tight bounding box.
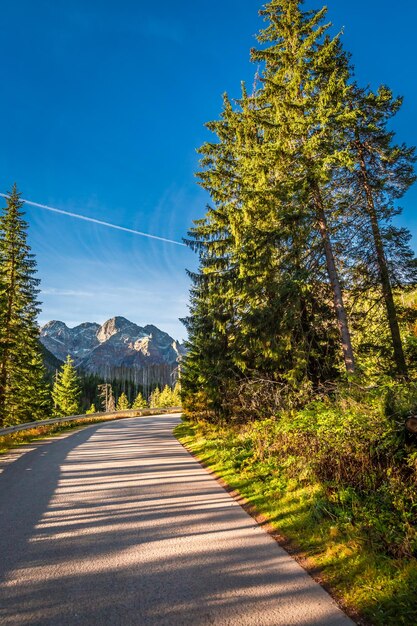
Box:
[178,1,417,622]
[183,1,417,414]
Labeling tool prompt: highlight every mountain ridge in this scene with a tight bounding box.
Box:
[40,316,186,376]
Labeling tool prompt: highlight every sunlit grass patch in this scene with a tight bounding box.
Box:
[175,417,417,626]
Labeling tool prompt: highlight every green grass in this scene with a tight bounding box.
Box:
[175,418,417,626]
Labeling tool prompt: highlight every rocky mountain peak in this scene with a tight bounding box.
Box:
[40,320,71,345]
[96,316,143,343]
[42,320,68,333]
[39,316,186,376]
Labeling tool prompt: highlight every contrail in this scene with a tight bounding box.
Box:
[0,193,186,247]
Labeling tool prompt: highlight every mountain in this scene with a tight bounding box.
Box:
[40,317,186,377]
[40,321,100,362]
[39,342,64,372]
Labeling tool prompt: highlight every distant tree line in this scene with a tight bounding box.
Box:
[52,357,181,417]
[182,0,417,419]
[84,363,178,394]
[76,364,179,409]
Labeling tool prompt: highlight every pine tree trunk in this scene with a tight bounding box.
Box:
[356,141,408,378]
[312,183,356,374]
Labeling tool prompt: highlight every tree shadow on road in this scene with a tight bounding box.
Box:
[0,416,351,625]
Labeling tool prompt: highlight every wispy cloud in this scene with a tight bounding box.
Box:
[41,288,94,297]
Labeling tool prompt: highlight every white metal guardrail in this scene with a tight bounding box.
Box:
[0,407,182,437]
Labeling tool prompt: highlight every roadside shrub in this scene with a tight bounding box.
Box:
[186,388,417,559]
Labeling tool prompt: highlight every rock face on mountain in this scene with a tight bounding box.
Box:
[40,317,186,375]
[41,321,100,362]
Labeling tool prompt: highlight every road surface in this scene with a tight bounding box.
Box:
[0,414,353,625]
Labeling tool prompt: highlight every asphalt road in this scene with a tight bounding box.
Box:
[0,414,354,625]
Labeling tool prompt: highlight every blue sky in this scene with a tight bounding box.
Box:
[0,0,416,340]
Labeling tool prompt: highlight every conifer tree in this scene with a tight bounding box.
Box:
[86,403,97,414]
[171,382,181,406]
[0,185,50,426]
[187,2,351,411]
[159,385,174,407]
[344,86,417,377]
[251,0,356,373]
[183,0,417,418]
[149,387,161,408]
[116,392,130,410]
[52,355,81,417]
[188,91,282,412]
[193,95,244,383]
[181,262,239,417]
[132,391,147,409]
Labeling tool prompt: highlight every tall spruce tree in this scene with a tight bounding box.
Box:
[251,0,356,374]
[52,355,81,417]
[195,87,339,391]
[184,1,354,416]
[345,86,417,377]
[0,185,50,426]
[183,94,244,415]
